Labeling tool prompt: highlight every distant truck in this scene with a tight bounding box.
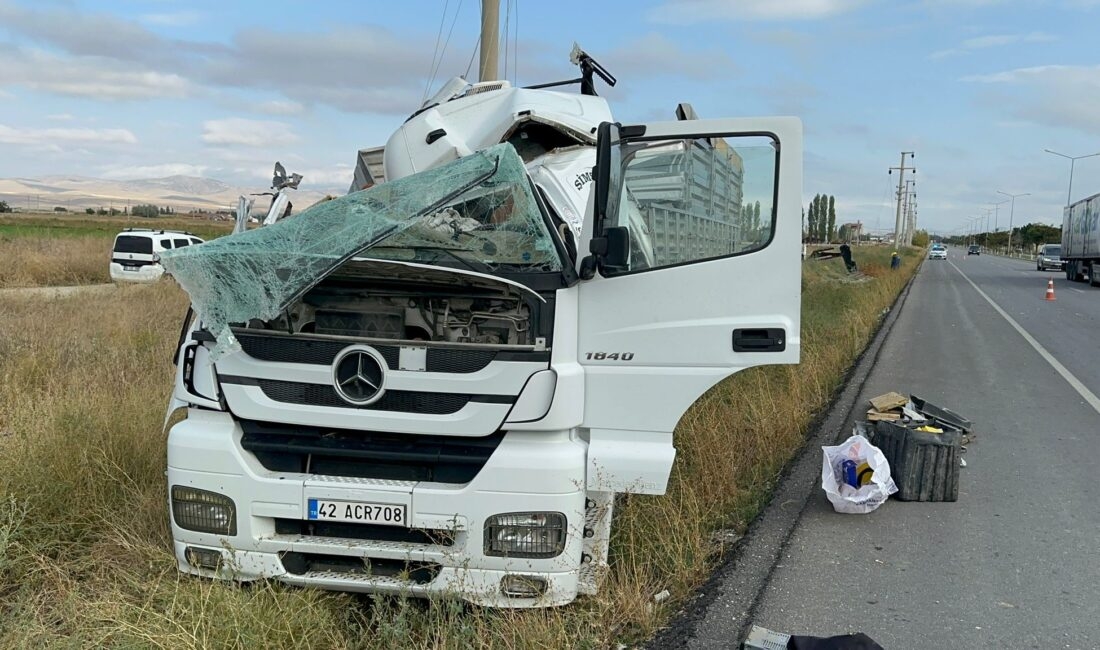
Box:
[1060,192,1100,284]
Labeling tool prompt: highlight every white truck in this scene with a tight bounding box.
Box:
[161,67,802,607]
[1061,192,1100,284]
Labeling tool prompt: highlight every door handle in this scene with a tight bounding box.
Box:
[732,328,786,352]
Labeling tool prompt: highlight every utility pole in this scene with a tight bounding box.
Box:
[998,190,1030,255]
[889,152,915,248]
[478,0,500,82]
[1044,149,1100,206]
[903,179,916,246]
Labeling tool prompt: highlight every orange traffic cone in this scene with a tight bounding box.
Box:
[1045,278,1056,301]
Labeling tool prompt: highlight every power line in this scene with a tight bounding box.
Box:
[423,0,451,103]
[425,0,466,100]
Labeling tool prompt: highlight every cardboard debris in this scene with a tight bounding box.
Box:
[869,392,908,412]
[866,409,901,422]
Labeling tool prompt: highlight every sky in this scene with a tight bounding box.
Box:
[2,0,1100,235]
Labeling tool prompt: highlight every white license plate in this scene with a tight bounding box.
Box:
[307,498,407,526]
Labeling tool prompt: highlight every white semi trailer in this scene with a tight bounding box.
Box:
[161,64,803,607]
[1061,192,1100,284]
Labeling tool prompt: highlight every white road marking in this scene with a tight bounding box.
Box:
[949,259,1100,417]
[1073,288,1086,294]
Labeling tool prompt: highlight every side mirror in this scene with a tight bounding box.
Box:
[603,226,629,269]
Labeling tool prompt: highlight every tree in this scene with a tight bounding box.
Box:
[0,200,11,213]
[1017,223,1061,250]
[132,204,160,218]
[85,207,95,215]
[805,199,815,241]
[912,230,930,248]
[53,206,67,212]
[753,201,761,235]
[816,194,827,242]
[808,195,821,242]
[827,195,836,242]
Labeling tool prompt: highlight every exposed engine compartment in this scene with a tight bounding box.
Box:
[249,258,543,347]
[275,290,531,345]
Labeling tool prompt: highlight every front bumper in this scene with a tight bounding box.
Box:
[109,262,164,283]
[168,410,588,607]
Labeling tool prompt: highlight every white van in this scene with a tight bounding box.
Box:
[109,229,204,283]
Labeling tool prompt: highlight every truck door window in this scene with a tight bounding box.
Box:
[605,134,778,275]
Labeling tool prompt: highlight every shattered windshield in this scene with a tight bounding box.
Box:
[160,143,562,359]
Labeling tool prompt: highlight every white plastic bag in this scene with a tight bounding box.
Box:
[821,433,898,514]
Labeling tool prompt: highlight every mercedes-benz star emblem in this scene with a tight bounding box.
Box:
[332,346,386,406]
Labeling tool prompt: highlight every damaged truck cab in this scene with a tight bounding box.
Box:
[163,79,802,607]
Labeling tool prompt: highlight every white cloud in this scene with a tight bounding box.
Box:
[202,118,300,147]
[0,124,138,146]
[139,11,202,27]
[100,163,210,179]
[0,47,192,100]
[46,113,75,121]
[962,64,1100,135]
[647,0,867,23]
[930,32,1056,59]
[602,33,737,80]
[257,100,307,116]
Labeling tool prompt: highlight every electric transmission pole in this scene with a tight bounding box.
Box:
[889,152,915,248]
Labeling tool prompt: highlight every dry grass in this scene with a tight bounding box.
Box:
[0,246,919,648]
[0,235,111,288]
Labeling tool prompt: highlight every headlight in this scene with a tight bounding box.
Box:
[152,253,160,263]
[171,485,237,535]
[484,512,566,558]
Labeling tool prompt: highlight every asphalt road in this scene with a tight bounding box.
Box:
[668,246,1100,646]
[688,249,1100,649]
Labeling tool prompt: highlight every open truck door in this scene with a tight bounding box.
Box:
[577,117,802,495]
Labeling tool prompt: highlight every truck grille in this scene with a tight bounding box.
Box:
[253,379,475,414]
[273,519,456,546]
[234,332,509,373]
[239,419,504,483]
[236,334,399,367]
[279,552,441,584]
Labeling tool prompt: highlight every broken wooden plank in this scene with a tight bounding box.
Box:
[866,409,901,422]
[869,391,908,412]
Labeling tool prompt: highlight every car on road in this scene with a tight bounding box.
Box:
[929,244,947,260]
[1036,243,1064,272]
[109,229,204,283]
[967,244,981,255]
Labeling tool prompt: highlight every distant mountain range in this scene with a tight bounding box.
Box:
[0,174,337,214]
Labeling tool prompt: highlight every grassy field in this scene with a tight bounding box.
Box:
[0,246,920,648]
[0,214,232,289]
[0,213,233,240]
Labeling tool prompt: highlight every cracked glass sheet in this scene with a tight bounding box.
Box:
[161,142,562,359]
